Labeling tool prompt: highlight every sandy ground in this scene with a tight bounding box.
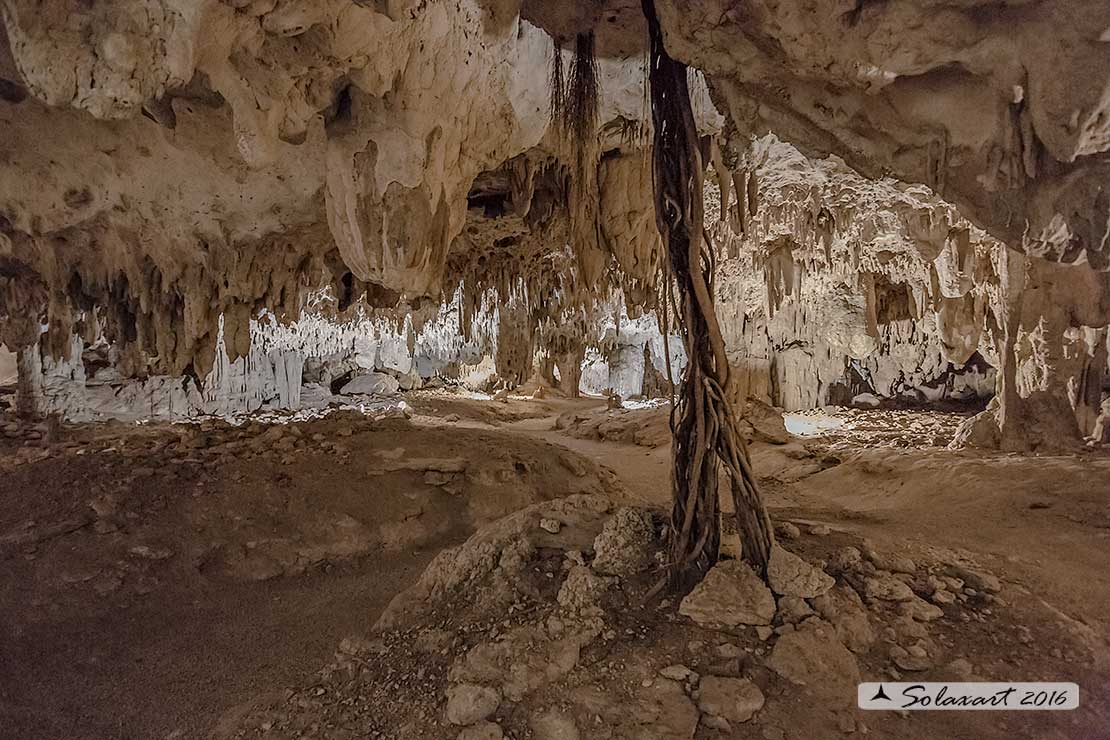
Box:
[2,394,1109,739]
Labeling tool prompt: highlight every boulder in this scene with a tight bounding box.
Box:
[340,372,401,396]
[900,595,945,622]
[826,546,863,575]
[767,620,860,701]
[446,684,500,726]
[890,644,932,672]
[775,595,815,624]
[679,560,775,627]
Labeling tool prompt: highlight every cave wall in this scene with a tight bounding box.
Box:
[711,135,1110,449]
[578,310,685,399]
[710,136,1002,411]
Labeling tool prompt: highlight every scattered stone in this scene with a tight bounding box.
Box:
[891,615,929,642]
[128,545,173,560]
[931,588,956,605]
[679,560,775,627]
[591,508,656,577]
[945,658,975,680]
[775,595,815,624]
[714,643,744,660]
[890,645,931,672]
[701,714,732,732]
[767,546,834,598]
[827,546,863,574]
[530,709,579,740]
[810,584,874,652]
[89,494,118,519]
[774,521,801,540]
[864,574,915,602]
[943,576,964,590]
[865,547,916,574]
[755,626,774,641]
[808,524,831,536]
[946,564,1001,593]
[425,470,455,486]
[659,664,698,682]
[900,596,944,622]
[445,684,501,726]
[539,518,562,534]
[697,677,765,724]
[556,566,614,615]
[458,721,504,740]
[767,620,861,700]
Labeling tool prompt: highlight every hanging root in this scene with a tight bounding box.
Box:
[566,32,599,146]
[553,30,604,286]
[549,38,565,137]
[641,0,775,591]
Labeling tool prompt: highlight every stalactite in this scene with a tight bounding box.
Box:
[564,32,605,287]
[642,0,775,591]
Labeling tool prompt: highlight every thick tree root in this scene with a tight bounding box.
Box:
[642,0,775,591]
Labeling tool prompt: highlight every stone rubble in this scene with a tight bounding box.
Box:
[211,495,1036,740]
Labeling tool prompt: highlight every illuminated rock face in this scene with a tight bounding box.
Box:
[1,1,1107,447]
[711,136,1005,412]
[654,0,1110,270]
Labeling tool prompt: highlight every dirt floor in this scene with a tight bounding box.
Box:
[2,393,1109,739]
[0,402,614,740]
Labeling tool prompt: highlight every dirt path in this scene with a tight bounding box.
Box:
[3,551,436,740]
[787,449,1110,647]
[507,402,1110,653]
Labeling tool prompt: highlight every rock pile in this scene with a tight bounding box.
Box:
[215,500,1023,740]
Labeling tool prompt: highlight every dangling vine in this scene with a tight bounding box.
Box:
[641,0,775,591]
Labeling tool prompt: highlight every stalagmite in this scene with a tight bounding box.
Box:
[14,341,43,419]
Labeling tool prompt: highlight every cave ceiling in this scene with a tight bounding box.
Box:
[0,0,1108,377]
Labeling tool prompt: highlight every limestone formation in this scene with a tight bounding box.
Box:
[1,1,1105,449]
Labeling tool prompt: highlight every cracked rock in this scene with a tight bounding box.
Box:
[767,546,834,598]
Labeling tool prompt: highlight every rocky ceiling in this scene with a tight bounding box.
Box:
[0,0,1108,381]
